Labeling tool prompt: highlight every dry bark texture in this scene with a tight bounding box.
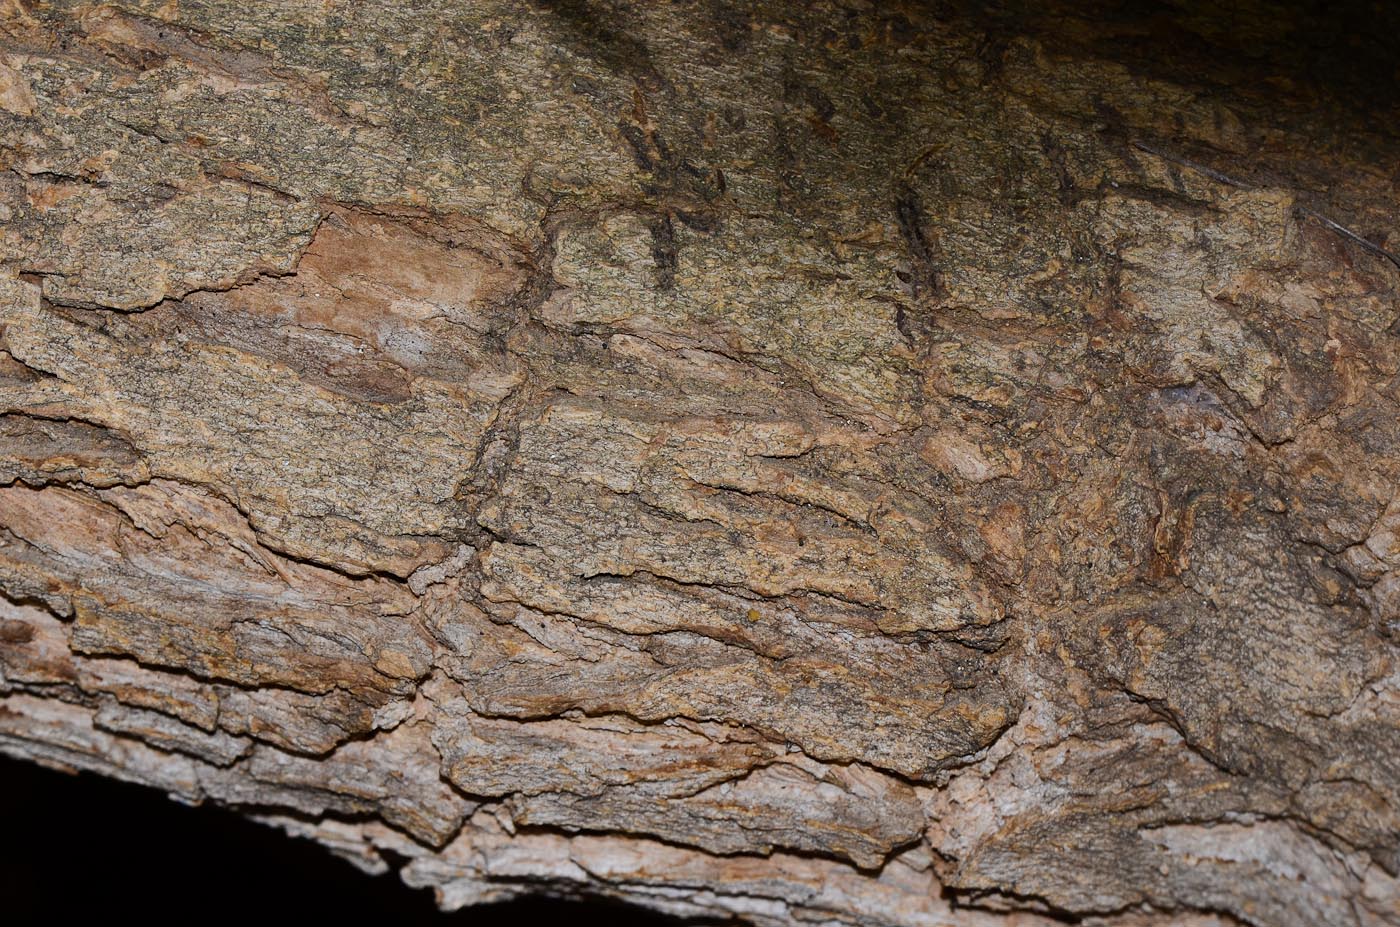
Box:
[1,1,1399,923]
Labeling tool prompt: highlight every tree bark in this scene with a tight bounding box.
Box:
[2,2,1399,924]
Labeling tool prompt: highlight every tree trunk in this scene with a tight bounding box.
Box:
[2,2,1399,924]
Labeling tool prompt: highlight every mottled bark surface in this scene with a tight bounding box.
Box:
[2,2,1399,924]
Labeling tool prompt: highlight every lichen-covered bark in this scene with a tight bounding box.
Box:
[2,1,1399,924]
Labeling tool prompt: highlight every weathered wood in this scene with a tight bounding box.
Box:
[2,2,1399,924]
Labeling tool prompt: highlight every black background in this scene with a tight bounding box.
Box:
[1,756,689,924]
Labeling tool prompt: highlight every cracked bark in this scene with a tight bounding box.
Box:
[1,2,1399,925]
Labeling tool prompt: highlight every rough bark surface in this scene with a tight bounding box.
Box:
[2,2,1399,924]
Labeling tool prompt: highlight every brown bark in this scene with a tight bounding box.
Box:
[2,2,1399,924]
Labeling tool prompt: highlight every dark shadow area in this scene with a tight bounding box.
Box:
[950,0,1400,131]
[0,756,689,924]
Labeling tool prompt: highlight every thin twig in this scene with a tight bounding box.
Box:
[1294,205,1400,270]
[1132,140,1400,271]
[1131,141,1252,189]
